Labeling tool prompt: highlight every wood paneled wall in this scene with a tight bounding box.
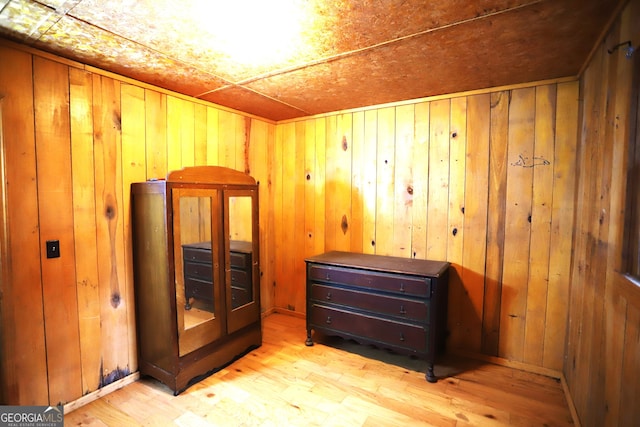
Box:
[0,41,275,405]
[3,1,638,414]
[272,80,580,373]
[565,1,640,425]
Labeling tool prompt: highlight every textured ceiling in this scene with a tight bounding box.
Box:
[0,0,621,121]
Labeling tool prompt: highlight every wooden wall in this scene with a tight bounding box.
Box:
[3,1,638,415]
[0,40,276,405]
[272,79,580,373]
[565,1,640,425]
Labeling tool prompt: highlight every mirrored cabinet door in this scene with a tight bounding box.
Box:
[225,189,260,334]
[172,187,223,356]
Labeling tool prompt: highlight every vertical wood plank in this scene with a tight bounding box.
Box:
[362,111,377,255]
[544,81,578,370]
[0,45,48,405]
[393,104,414,258]
[523,84,556,366]
[458,94,490,352]
[500,87,535,362]
[582,24,621,425]
[69,67,102,394]
[324,115,338,251]
[144,89,167,179]
[305,118,317,260]
[92,74,130,385]
[236,113,247,172]
[426,99,450,261]
[412,102,429,259]
[206,107,220,165]
[166,95,183,172]
[351,111,364,253]
[218,110,237,170]
[334,114,352,251]
[572,42,606,417]
[194,103,208,166]
[293,121,307,312]
[447,97,467,350]
[272,123,284,310]
[375,107,395,255]
[482,91,509,355]
[34,56,82,404]
[314,118,327,258]
[278,122,296,310]
[248,119,275,312]
[180,99,195,168]
[120,83,147,374]
[603,6,636,423]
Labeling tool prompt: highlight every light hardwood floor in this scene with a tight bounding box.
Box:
[64,313,574,426]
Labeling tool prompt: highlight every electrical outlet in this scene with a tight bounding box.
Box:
[46,240,60,258]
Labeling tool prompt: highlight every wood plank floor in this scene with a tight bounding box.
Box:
[64,313,574,426]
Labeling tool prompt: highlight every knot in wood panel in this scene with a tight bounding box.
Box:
[111,291,121,308]
[105,204,116,219]
[341,215,349,234]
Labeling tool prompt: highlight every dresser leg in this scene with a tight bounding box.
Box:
[305,330,314,346]
[426,363,437,383]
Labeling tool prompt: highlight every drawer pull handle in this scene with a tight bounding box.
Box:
[399,283,405,292]
[326,292,332,300]
[326,273,331,280]
[400,305,406,314]
[400,332,405,341]
[326,316,332,324]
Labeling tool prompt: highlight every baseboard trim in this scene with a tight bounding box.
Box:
[63,372,140,414]
[449,349,580,426]
[449,349,562,379]
[560,373,582,427]
[272,307,305,319]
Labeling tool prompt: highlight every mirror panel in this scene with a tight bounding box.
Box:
[172,187,222,356]
[179,195,214,326]
[228,195,253,310]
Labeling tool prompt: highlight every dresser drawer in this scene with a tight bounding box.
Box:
[184,261,212,280]
[230,268,248,285]
[231,286,251,307]
[231,251,250,269]
[308,265,430,297]
[310,304,428,353]
[185,277,213,301]
[310,283,429,321]
[183,246,212,264]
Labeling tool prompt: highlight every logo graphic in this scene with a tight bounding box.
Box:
[0,405,64,427]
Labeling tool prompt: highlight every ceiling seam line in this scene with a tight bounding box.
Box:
[233,0,547,86]
[195,84,312,116]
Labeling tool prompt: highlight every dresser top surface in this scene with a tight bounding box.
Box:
[182,240,252,254]
[305,251,450,278]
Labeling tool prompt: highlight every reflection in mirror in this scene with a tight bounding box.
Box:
[229,196,253,310]
[179,196,214,329]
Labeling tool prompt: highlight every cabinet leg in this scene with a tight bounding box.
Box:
[305,330,314,346]
[426,363,437,383]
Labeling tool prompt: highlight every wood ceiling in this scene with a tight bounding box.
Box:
[0,0,622,121]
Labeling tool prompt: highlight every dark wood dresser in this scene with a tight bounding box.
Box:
[182,242,214,310]
[183,240,253,311]
[305,251,450,382]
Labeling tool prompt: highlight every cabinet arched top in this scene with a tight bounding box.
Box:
[167,166,256,186]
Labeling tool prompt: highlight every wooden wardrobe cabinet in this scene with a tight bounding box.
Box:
[131,166,261,395]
